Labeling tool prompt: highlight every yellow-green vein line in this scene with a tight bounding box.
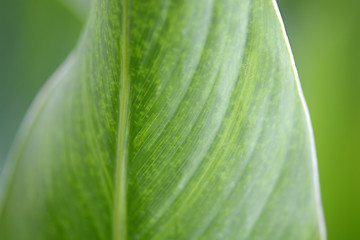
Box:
[113,0,130,239]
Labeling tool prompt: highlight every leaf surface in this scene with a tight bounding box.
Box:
[0,0,326,239]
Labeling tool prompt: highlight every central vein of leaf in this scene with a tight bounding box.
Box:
[113,0,130,239]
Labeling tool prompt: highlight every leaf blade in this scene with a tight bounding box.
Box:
[0,0,326,239]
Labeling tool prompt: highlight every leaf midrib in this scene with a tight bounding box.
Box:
[113,0,130,239]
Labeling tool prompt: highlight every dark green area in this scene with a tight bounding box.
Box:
[0,0,82,169]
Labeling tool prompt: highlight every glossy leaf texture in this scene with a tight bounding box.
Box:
[0,0,326,239]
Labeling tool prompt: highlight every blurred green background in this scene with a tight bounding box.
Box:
[0,0,359,239]
[278,0,360,239]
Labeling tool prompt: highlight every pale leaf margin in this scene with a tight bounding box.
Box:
[272,0,326,238]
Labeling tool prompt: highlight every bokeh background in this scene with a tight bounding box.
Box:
[0,0,359,239]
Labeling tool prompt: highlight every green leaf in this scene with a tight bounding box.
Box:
[0,0,326,239]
